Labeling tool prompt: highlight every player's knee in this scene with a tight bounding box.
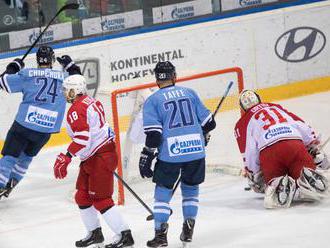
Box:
[75,190,93,207]
[181,183,199,197]
[93,198,114,212]
[155,185,172,203]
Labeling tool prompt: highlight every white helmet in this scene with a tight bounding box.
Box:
[239,90,261,111]
[63,74,87,103]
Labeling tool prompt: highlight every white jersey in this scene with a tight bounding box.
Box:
[235,103,316,173]
[66,95,115,161]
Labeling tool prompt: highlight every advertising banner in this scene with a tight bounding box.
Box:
[9,22,73,49]
[221,0,278,11]
[82,10,143,36]
[153,0,212,24]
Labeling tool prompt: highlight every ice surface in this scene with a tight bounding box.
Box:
[0,92,330,248]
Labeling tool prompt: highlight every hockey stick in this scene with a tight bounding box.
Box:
[21,3,79,61]
[113,171,154,221]
[146,176,181,221]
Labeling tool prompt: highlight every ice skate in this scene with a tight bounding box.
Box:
[0,188,7,199]
[105,229,134,248]
[4,179,18,198]
[180,219,195,247]
[75,227,104,248]
[147,223,168,247]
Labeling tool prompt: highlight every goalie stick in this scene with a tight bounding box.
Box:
[146,81,235,220]
[21,3,79,61]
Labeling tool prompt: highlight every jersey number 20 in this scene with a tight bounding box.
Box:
[164,98,194,129]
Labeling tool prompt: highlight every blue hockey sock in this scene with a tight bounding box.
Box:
[153,185,172,230]
[0,155,17,188]
[10,153,33,182]
[181,183,199,220]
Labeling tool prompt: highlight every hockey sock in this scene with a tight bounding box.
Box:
[79,206,101,232]
[10,153,33,182]
[154,185,172,230]
[101,206,129,235]
[181,183,199,220]
[0,155,17,188]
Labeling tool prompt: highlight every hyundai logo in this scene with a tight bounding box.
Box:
[275,27,326,62]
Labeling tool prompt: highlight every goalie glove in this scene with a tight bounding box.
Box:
[245,167,265,193]
[139,147,157,178]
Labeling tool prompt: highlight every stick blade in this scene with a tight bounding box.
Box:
[146,214,154,221]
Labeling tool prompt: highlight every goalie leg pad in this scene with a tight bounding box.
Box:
[264,175,296,209]
[296,167,328,201]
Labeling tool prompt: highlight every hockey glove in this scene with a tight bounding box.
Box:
[54,153,72,179]
[6,58,24,74]
[139,147,157,178]
[245,167,265,193]
[57,55,74,70]
[203,132,211,146]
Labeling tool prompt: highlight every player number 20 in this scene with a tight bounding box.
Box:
[164,99,194,129]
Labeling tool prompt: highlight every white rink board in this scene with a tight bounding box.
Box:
[1,1,330,140]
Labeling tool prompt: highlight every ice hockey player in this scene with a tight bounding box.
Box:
[139,61,216,247]
[0,45,81,199]
[235,90,329,209]
[53,74,134,248]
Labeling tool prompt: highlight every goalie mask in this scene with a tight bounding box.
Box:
[36,45,55,67]
[154,61,176,87]
[239,90,261,111]
[63,74,87,103]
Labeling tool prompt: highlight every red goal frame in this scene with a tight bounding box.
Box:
[111,67,244,205]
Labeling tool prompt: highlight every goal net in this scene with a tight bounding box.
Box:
[110,67,244,205]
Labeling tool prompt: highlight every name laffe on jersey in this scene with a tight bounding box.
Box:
[265,126,292,140]
[28,69,64,80]
[167,134,203,157]
[163,89,185,100]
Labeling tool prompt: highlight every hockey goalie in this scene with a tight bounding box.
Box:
[234,90,329,209]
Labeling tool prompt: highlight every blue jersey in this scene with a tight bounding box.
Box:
[143,85,212,163]
[0,68,67,133]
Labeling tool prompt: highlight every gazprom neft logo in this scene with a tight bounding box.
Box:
[25,106,58,128]
[101,18,125,32]
[239,0,262,7]
[168,134,203,157]
[171,6,194,19]
[29,29,54,44]
[265,126,292,140]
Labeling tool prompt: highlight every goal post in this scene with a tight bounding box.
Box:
[111,67,244,205]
